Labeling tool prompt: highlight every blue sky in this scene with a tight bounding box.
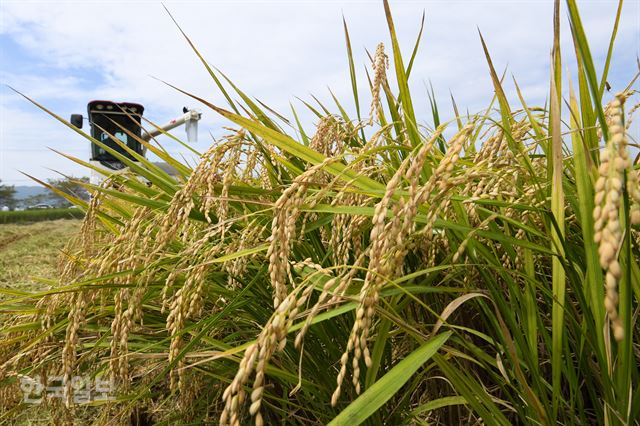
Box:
[1,0,638,185]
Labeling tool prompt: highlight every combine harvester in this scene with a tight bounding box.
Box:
[70,100,201,185]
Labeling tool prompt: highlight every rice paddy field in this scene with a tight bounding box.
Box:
[1,1,639,425]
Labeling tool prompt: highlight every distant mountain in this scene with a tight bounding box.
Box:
[11,186,63,208]
[13,185,50,201]
[3,183,88,209]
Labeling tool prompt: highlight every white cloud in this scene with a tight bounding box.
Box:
[0,103,88,184]
[1,0,638,184]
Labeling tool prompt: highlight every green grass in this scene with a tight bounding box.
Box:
[0,208,84,224]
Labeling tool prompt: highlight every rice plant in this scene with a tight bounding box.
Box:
[1,0,638,424]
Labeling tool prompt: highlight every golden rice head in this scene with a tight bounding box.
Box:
[593,93,629,342]
[178,370,204,418]
[267,158,336,307]
[0,377,22,414]
[160,223,212,313]
[221,257,360,425]
[166,285,188,392]
[332,123,473,405]
[354,124,394,173]
[109,288,128,385]
[98,206,155,386]
[242,144,261,182]
[453,213,499,263]
[598,90,633,141]
[216,142,243,231]
[257,141,283,189]
[332,158,410,404]
[201,129,246,228]
[224,219,265,289]
[623,97,640,223]
[329,192,369,265]
[629,178,640,225]
[296,254,364,349]
[416,123,474,242]
[164,226,225,391]
[154,135,235,251]
[369,42,389,125]
[299,163,355,242]
[78,188,103,254]
[61,292,88,408]
[310,115,346,158]
[221,287,301,426]
[624,99,639,132]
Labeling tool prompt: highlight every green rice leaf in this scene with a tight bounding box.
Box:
[329,332,451,426]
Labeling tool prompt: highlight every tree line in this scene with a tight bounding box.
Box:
[0,177,90,210]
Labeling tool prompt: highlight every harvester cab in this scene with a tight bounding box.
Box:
[70,101,201,185]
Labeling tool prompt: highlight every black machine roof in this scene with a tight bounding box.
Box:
[87,100,144,115]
